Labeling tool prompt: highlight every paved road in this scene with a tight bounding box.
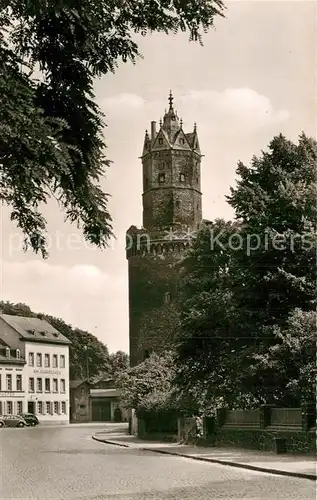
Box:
[1,424,315,499]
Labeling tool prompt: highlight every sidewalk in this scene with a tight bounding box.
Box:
[92,431,316,481]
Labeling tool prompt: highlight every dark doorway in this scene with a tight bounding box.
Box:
[28,401,36,414]
[91,400,111,421]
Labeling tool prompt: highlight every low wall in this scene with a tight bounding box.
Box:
[180,405,316,455]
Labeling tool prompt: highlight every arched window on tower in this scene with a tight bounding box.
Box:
[158,173,165,183]
[164,292,172,304]
[179,173,185,182]
[159,161,165,170]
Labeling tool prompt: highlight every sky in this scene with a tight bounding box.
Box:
[1,1,316,354]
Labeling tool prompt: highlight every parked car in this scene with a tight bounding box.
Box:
[21,413,39,426]
[0,414,29,428]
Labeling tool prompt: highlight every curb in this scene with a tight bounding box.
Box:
[92,435,316,481]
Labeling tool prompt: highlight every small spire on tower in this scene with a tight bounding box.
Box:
[194,122,197,132]
[145,129,149,138]
[180,118,183,128]
[168,90,174,110]
[159,118,162,127]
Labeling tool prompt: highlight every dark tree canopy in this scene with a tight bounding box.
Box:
[0,0,224,257]
[176,134,317,408]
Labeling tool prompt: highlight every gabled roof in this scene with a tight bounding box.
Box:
[0,314,70,345]
[69,379,90,389]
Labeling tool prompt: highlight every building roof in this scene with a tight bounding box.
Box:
[0,314,71,345]
[0,353,25,365]
[90,388,120,398]
[69,379,89,389]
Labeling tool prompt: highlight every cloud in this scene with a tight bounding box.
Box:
[102,93,145,115]
[178,88,290,136]
[2,261,128,353]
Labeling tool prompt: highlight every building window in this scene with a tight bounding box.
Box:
[37,401,43,414]
[80,387,85,397]
[180,138,185,144]
[36,378,43,392]
[6,374,12,391]
[5,347,10,359]
[44,354,50,368]
[45,378,50,392]
[143,350,150,360]
[60,355,65,369]
[158,138,163,145]
[159,161,165,170]
[144,177,149,190]
[158,173,165,183]
[16,349,20,359]
[28,352,34,366]
[29,377,35,392]
[7,401,13,414]
[52,355,58,368]
[179,173,185,182]
[17,401,23,414]
[36,353,42,367]
[60,379,66,393]
[61,402,66,414]
[54,401,59,414]
[16,374,22,391]
[164,292,172,304]
[175,200,181,208]
[53,379,58,393]
[46,401,51,414]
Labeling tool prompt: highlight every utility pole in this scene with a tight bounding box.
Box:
[83,345,89,381]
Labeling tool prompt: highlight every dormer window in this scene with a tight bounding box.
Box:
[5,347,10,359]
[158,173,165,183]
[179,173,185,182]
[27,329,35,335]
[158,138,163,145]
[16,349,20,359]
[180,138,184,144]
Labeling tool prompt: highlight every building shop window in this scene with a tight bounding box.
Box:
[54,401,59,414]
[60,355,65,368]
[37,401,43,414]
[158,173,165,183]
[6,374,12,391]
[60,379,66,393]
[61,402,66,414]
[179,173,185,182]
[46,401,51,414]
[17,401,23,414]
[7,401,13,414]
[29,377,35,392]
[16,349,20,359]
[45,378,50,392]
[16,374,22,391]
[36,378,43,392]
[36,353,42,367]
[5,347,10,358]
[164,292,172,304]
[44,354,50,368]
[53,379,58,393]
[28,352,34,366]
[52,354,58,368]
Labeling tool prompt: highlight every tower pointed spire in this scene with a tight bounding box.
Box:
[168,90,174,110]
[194,122,197,132]
[180,118,183,128]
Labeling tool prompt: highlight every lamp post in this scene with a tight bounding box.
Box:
[83,345,89,381]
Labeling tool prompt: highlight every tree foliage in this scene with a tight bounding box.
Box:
[0,300,117,380]
[176,134,317,408]
[0,0,224,257]
[117,351,177,415]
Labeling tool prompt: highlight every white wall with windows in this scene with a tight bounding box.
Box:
[0,363,27,416]
[24,342,70,424]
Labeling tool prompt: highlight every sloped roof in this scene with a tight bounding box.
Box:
[69,379,89,389]
[0,314,70,344]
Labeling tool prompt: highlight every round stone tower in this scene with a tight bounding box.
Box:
[126,92,203,366]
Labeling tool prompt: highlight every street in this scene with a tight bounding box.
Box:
[1,424,315,499]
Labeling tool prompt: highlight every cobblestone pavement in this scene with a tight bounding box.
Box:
[1,424,315,500]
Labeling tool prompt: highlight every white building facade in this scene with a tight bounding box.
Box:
[0,314,70,424]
